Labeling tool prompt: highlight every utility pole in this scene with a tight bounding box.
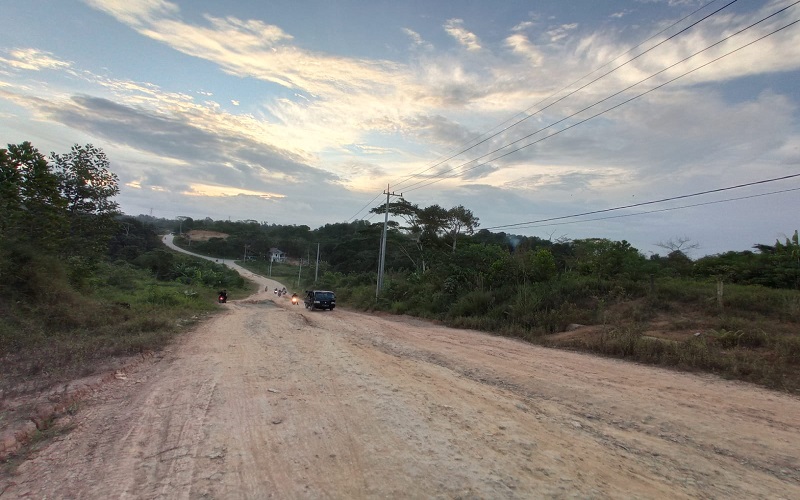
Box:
[376,185,402,298]
[297,259,302,287]
[315,243,320,283]
[177,216,188,235]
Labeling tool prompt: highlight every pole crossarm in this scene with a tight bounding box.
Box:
[376,185,403,298]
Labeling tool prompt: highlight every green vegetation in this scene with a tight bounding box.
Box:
[0,141,248,397]
[3,139,799,396]
[181,204,798,393]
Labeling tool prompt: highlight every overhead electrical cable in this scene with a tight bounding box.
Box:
[401,4,799,192]
[345,0,723,221]
[345,191,385,223]
[498,186,800,230]
[482,173,800,231]
[402,14,800,194]
[390,0,740,193]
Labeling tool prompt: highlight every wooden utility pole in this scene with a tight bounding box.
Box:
[315,243,320,283]
[376,185,402,298]
[297,260,302,287]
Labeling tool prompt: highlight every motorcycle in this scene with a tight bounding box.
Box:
[218,291,227,303]
[291,295,299,305]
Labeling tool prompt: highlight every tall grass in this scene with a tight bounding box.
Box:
[0,259,225,396]
[315,270,800,393]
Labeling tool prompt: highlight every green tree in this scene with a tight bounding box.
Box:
[570,238,646,279]
[770,230,800,289]
[444,205,480,252]
[51,144,121,259]
[0,142,66,250]
[524,248,557,282]
[109,216,162,261]
[371,200,472,272]
[0,147,20,239]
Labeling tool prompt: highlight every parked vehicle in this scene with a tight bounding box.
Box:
[304,290,335,310]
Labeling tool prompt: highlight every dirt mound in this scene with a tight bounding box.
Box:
[184,230,229,241]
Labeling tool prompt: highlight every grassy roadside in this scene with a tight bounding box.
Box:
[0,259,245,399]
[322,272,800,393]
[237,260,800,393]
[0,245,257,468]
[84,248,800,394]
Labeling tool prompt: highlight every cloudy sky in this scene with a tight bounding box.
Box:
[1,0,799,256]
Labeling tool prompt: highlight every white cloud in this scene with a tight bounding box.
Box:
[183,183,285,199]
[635,0,705,5]
[546,23,578,43]
[403,27,431,49]
[443,19,482,51]
[82,0,179,26]
[512,21,534,32]
[505,34,544,65]
[0,48,71,71]
[1,0,795,251]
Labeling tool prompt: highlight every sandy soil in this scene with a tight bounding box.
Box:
[1,241,798,498]
[183,230,229,242]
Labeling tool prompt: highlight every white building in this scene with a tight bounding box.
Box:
[269,247,286,262]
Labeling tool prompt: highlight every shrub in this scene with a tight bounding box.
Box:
[677,337,714,368]
[448,290,494,318]
[775,335,800,363]
[143,286,181,307]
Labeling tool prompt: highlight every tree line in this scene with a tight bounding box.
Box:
[4,138,795,297]
[3,139,797,393]
[171,200,799,292]
[0,141,245,299]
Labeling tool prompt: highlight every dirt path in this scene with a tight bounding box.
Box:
[2,256,799,498]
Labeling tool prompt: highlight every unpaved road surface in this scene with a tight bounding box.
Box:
[2,245,799,498]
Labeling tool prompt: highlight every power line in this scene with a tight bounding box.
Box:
[501,186,800,231]
[403,14,800,194]
[345,0,725,221]
[345,191,384,223]
[389,0,734,193]
[483,173,800,231]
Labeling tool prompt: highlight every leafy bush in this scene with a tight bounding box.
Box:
[447,290,494,318]
[0,249,229,396]
[143,286,182,306]
[776,336,800,363]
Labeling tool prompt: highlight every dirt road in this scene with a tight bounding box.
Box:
[2,258,799,498]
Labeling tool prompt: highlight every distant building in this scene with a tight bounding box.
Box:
[269,247,286,262]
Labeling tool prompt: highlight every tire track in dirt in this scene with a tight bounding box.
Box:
[303,308,800,498]
[2,279,799,498]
